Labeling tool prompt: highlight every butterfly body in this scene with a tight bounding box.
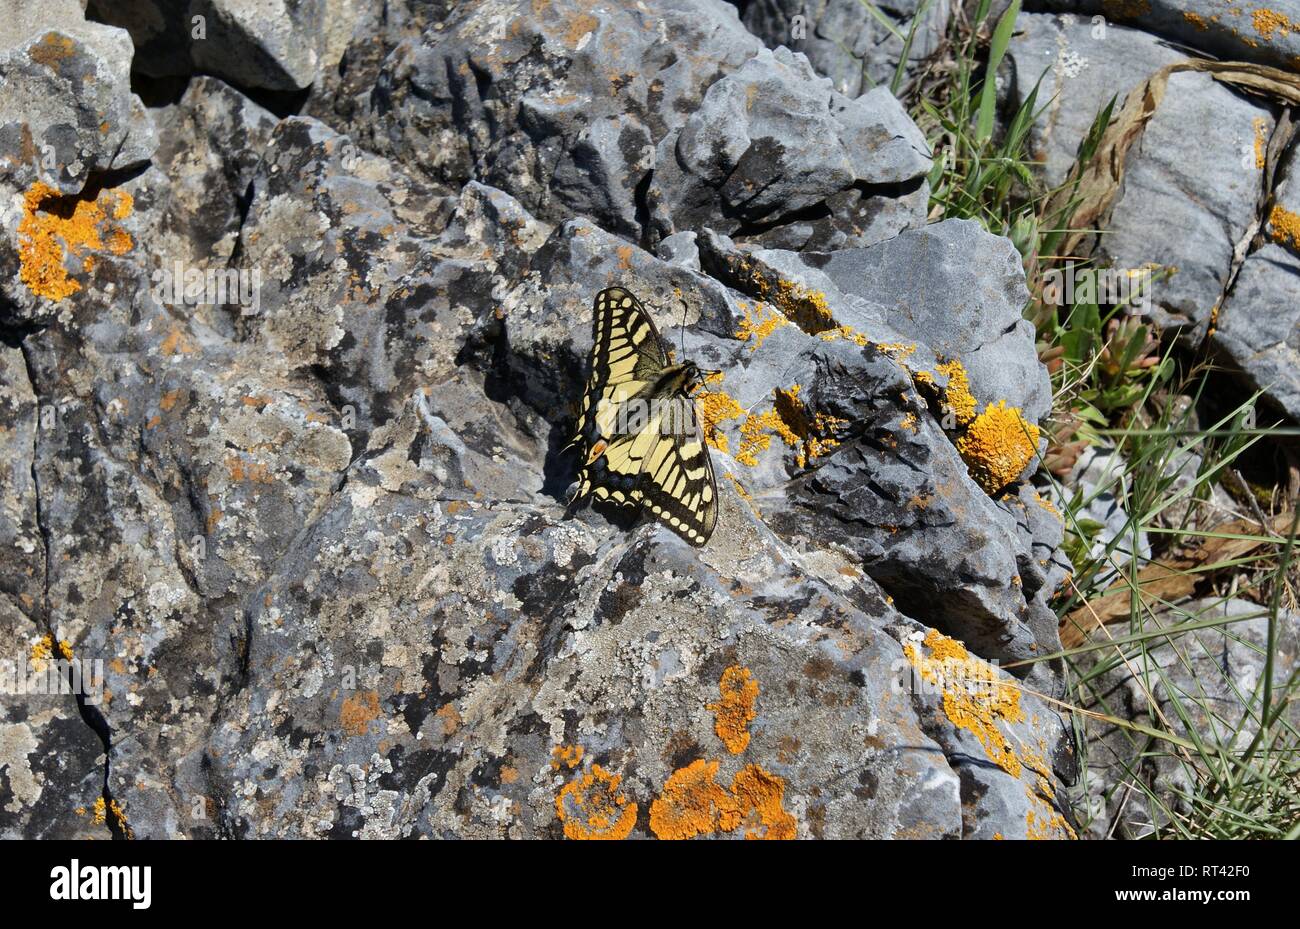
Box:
[569,287,719,546]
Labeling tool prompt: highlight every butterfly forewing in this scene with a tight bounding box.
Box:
[573,287,718,546]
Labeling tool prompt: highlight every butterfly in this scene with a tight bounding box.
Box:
[567,287,719,546]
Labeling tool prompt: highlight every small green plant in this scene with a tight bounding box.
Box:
[912,0,1300,838]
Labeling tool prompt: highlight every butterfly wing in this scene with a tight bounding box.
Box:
[573,287,668,504]
[636,396,718,547]
[572,287,718,547]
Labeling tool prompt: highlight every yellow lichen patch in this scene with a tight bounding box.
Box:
[900,412,918,433]
[904,630,1026,778]
[1253,116,1269,169]
[88,797,133,837]
[1183,10,1209,29]
[1253,7,1295,40]
[707,665,759,754]
[935,359,976,426]
[30,634,72,670]
[696,388,745,454]
[551,744,585,770]
[1269,204,1300,248]
[724,471,752,502]
[726,764,797,840]
[29,635,53,670]
[956,401,1040,494]
[650,759,797,840]
[725,258,837,335]
[771,385,847,469]
[768,279,835,334]
[555,763,638,840]
[17,181,134,301]
[734,301,788,351]
[649,759,738,840]
[875,341,918,361]
[1033,492,1061,520]
[818,323,870,347]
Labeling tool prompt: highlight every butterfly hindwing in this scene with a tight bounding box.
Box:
[637,402,718,546]
[573,286,718,547]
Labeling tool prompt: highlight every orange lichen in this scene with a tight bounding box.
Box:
[1033,492,1062,520]
[726,259,836,335]
[649,759,796,840]
[1252,8,1295,40]
[935,359,976,426]
[89,797,133,837]
[29,634,73,670]
[1253,116,1269,169]
[956,400,1040,494]
[1183,10,1210,29]
[727,764,797,840]
[696,388,745,454]
[17,181,134,301]
[904,630,1026,777]
[707,665,759,754]
[1269,204,1300,248]
[339,690,381,737]
[555,763,638,840]
[435,702,461,735]
[28,32,77,67]
[769,279,835,333]
[770,385,847,468]
[650,759,736,840]
[734,301,788,351]
[159,325,198,357]
[551,744,585,770]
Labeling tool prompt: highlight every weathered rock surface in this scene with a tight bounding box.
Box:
[357,0,931,253]
[1072,597,1300,839]
[1213,243,1300,422]
[0,0,1081,839]
[740,0,952,97]
[85,0,363,91]
[0,0,157,201]
[1007,12,1187,188]
[1010,11,1300,422]
[1027,0,1300,72]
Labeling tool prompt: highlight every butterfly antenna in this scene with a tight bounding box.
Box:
[677,293,688,362]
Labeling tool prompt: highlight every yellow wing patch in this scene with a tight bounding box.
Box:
[571,287,718,546]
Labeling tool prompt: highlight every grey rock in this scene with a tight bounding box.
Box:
[86,0,363,91]
[364,0,930,251]
[0,344,105,840]
[143,77,279,333]
[0,0,1081,840]
[650,45,932,250]
[0,1,157,196]
[802,218,1052,423]
[1212,243,1300,422]
[1027,0,1300,72]
[741,0,952,97]
[1007,12,1187,189]
[1072,597,1300,839]
[1099,70,1271,341]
